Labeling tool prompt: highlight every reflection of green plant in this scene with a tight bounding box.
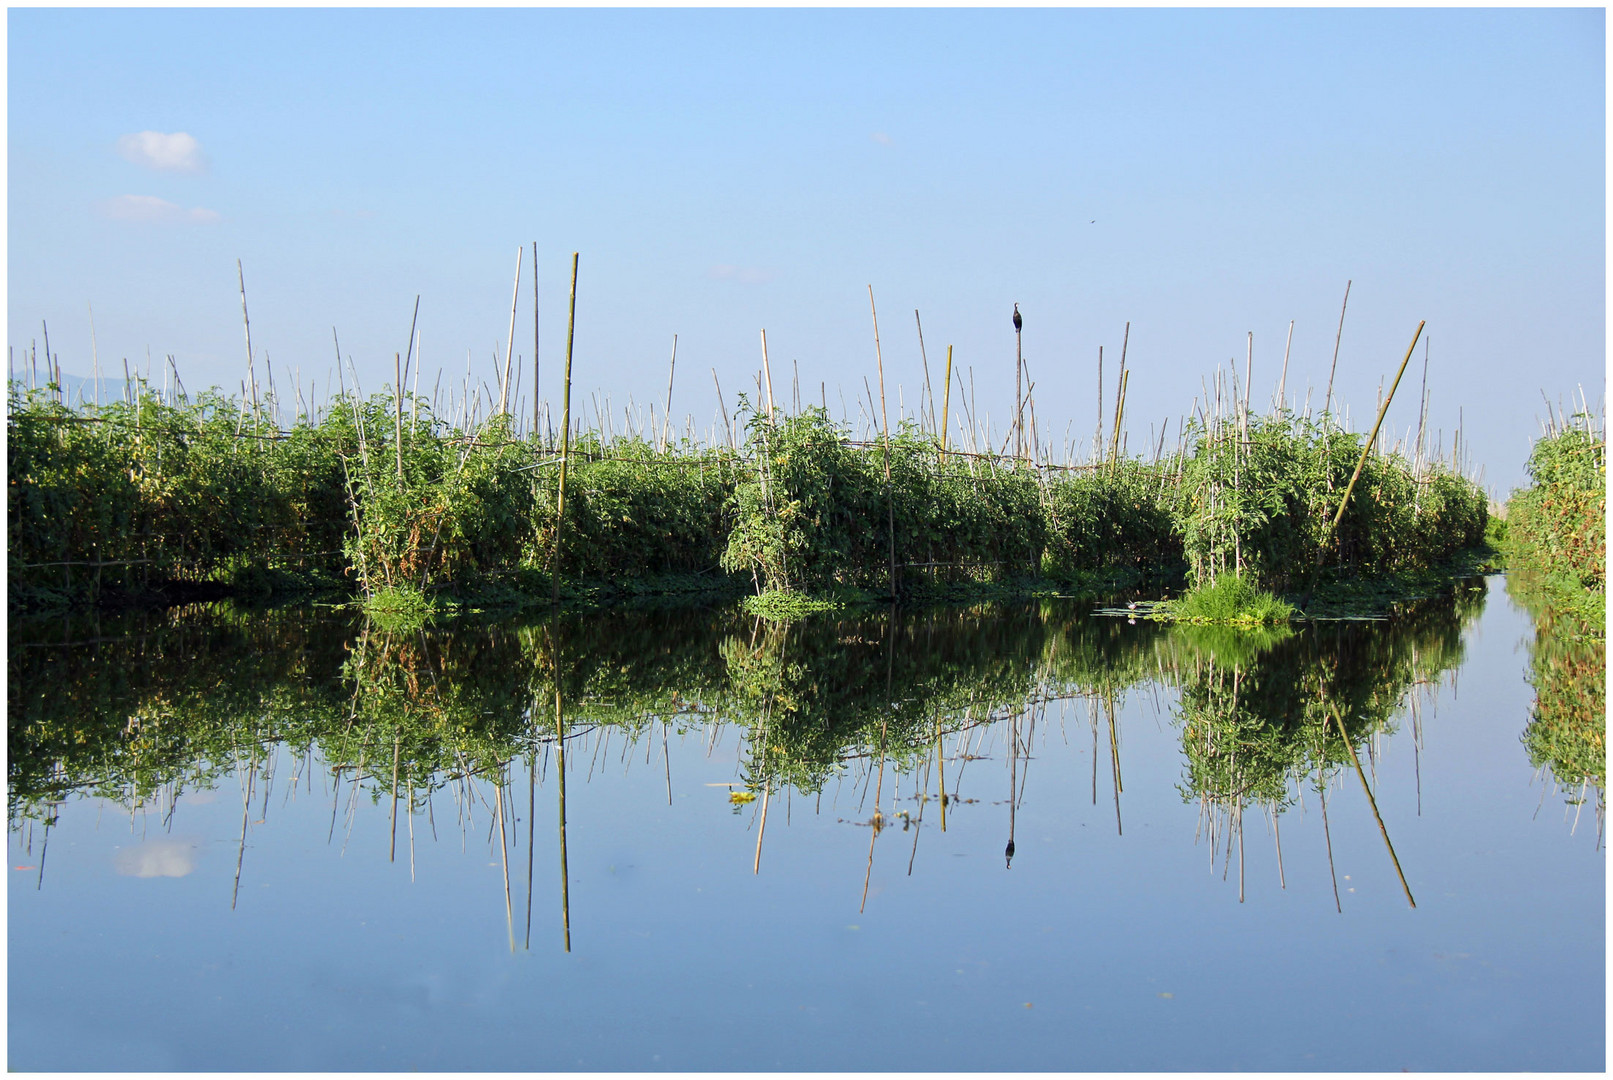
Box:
[1171,590,1482,818]
[1508,571,1605,808]
[9,581,1486,831]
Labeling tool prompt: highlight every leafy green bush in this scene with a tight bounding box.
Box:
[1506,425,1605,591]
[1176,412,1485,591]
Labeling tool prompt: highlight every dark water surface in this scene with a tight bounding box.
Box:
[8,577,1604,1071]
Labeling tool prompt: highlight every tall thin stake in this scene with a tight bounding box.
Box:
[663,333,678,452]
[237,261,258,416]
[869,286,897,600]
[1277,320,1294,412]
[394,353,405,491]
[940,344,954,460]
[1328,321,1425,536]
[499,246,523,416]
[88,302,102,406]
[1014,305,1024,459]
[915,309,934,434]
[550,253,579,606]
[541,243,548,438]
[760,330,775,419]
[1323,280,1351,420]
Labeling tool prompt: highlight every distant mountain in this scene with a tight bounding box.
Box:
[11,371,144,406]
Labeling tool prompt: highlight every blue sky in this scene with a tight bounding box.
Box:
[8,7,1604,493]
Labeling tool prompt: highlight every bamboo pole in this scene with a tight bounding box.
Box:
[1095,345,1103,462]
[237,262,258,417]
[88,302,102,406]
[1242,331,1253,437]
[499,246,523,416]
[1327,321,1425,536]
[662,333,678,452]
[915,309,934,434]
[402,295,420,410]
[760,330,775,420]
[394,353,405,491]
[1323,280,1351,420]
[541,241,548,438]
[550,253,579,606]
[712,368,734,449]
[940,345,954,460]
[1277,320,1294,412]
[1014,305,1023,459]
[869,286,898,600]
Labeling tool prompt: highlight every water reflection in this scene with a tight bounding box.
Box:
[9,589,1487,916]
[1506,571,1606,843]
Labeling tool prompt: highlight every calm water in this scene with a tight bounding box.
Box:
[8,577,1604,1071]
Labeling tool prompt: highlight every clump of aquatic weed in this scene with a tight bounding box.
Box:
[1165,573,1295,626]
[360,584,442,629]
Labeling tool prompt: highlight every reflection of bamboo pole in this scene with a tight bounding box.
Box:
[1006,714,1018,867]
[662,722,673,807]
[1236,801,1245,903]
[389,735,401,861]
[861,651,891,912]
[1273,805,1286,889]
[526,694,537,950]
[556,664,572,952]
[753,783,771,874]
[936,715,947,832]
[1328,706,1416,909]
[496,770,515,953]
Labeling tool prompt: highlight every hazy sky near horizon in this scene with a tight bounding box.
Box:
[8,7,1604,494]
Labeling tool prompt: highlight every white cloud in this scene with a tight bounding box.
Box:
[708,264,775,284]
[98,195,220,225]
[116,130,206,173]
[114,838,199,878]
[870,132,892,145]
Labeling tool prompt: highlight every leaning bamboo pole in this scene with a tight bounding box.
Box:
[499,246,523,416]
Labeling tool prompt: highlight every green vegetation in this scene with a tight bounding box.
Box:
[1504,421,1605,611]
[9,372,1488,618]
[1165,573,1295,626]
[1177,410,1487,594]
[1501,413,1605,812]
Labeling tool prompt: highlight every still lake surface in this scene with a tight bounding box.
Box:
[8,575,1604,1071]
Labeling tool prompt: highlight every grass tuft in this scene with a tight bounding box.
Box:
[1166,573,1295,626]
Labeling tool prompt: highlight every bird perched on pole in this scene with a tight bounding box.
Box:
[1012,303,1024,458]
